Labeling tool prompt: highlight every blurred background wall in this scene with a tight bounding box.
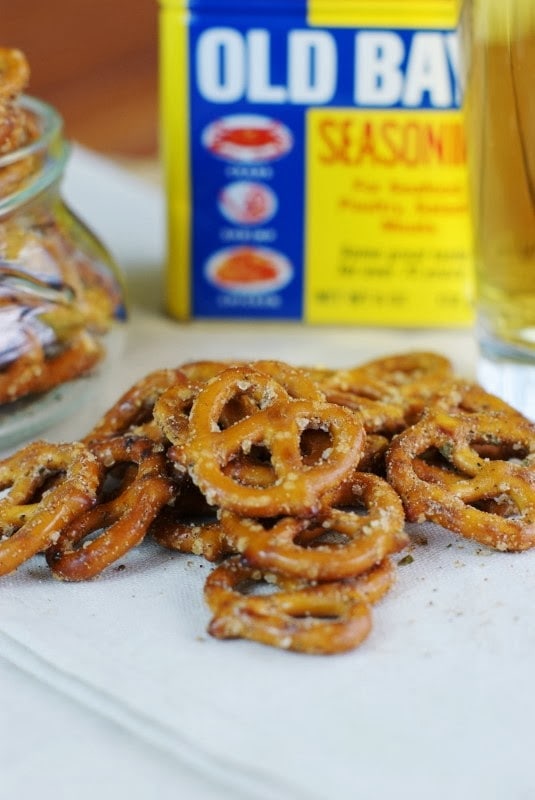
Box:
[3,0,159,157]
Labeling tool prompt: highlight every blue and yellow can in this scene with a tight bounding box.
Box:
[160,0,474,325]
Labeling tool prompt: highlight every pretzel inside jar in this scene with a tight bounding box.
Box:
[0,47,126,420]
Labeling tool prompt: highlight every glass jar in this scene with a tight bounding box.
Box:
[0,95,127,450]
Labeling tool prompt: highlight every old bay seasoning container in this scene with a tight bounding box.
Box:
[160,0,473,325]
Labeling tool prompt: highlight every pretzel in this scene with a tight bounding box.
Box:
[179,366,365,516]
[156,359,324,454]
[386,409,535,551]
[153,379,202,454]
[252,360,325,401]
[178,360,236,383]
[320,388,406,436]
[311,351,450,396]
[204,555,395,655]
[220,471,407,581]
[358,351,453,394]
[0,102,38,156]
[358,434,390,474]
[46,436,174,580]
[0,48,30,100]
[431,379,528,418]
[0,47,128,412]
[150,507,233,562]
[83,368,187,444]
[0,440,101,576]
[0,49,40,194]
[0,329,104,405]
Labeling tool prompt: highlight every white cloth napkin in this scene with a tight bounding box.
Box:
[2,149,535,800]
[3,512,535,799]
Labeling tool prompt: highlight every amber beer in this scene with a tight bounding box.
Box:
[465,0,535,360]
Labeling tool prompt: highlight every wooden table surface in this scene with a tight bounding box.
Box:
[3,0,159,158]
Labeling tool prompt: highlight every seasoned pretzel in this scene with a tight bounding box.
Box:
[180,366,365,517]
[178,360,237,383]
[83,368,187,444]
[46,437,174,580]
[204,555,395,655]
[0,440,101,576]
[310,351,451,399]
[386,409,535,550]
[432,380,528,418]
[0,48,30,100]
[220,471,407,581]
[253,360,325,401]
[153,379,201,454]
[306,364,391,401]
[358,434,390,474]
[157,360,324,456]
[0,103,38,156]
[0,49,39,194]
[358,351,453,394]
[321,388,406,436]
[0,47,127,411]
[0,328,103,404]
[150,507,233,562]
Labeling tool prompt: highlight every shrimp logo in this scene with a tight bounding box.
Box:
[218,181,278,225]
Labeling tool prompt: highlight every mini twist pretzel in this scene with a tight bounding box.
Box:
[46,436,174,580]
[156,360,323,455]
[0,48,30,100]
[204,555,395,655]
[153,379,202,455]
[386,409,535,551]
[220,471,407,581]
[0,329,103,404]
[150,507,234,562]
[431,380,528,419]
[311,351,451,400]
[358,351,453,394]
[252,360,325,401]
[0,440,102,576]
[180,366,365,517]
[320,388,406,436]
[178,360,237,383]
[83,368,188,445]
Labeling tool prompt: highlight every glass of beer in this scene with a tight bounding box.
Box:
[462,0,535,418]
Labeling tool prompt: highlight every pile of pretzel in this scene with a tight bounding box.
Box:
[0,47,123,406]
[1,351,535,655]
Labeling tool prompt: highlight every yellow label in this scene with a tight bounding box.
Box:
[309,0,462,28]
[304,108,474,325]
